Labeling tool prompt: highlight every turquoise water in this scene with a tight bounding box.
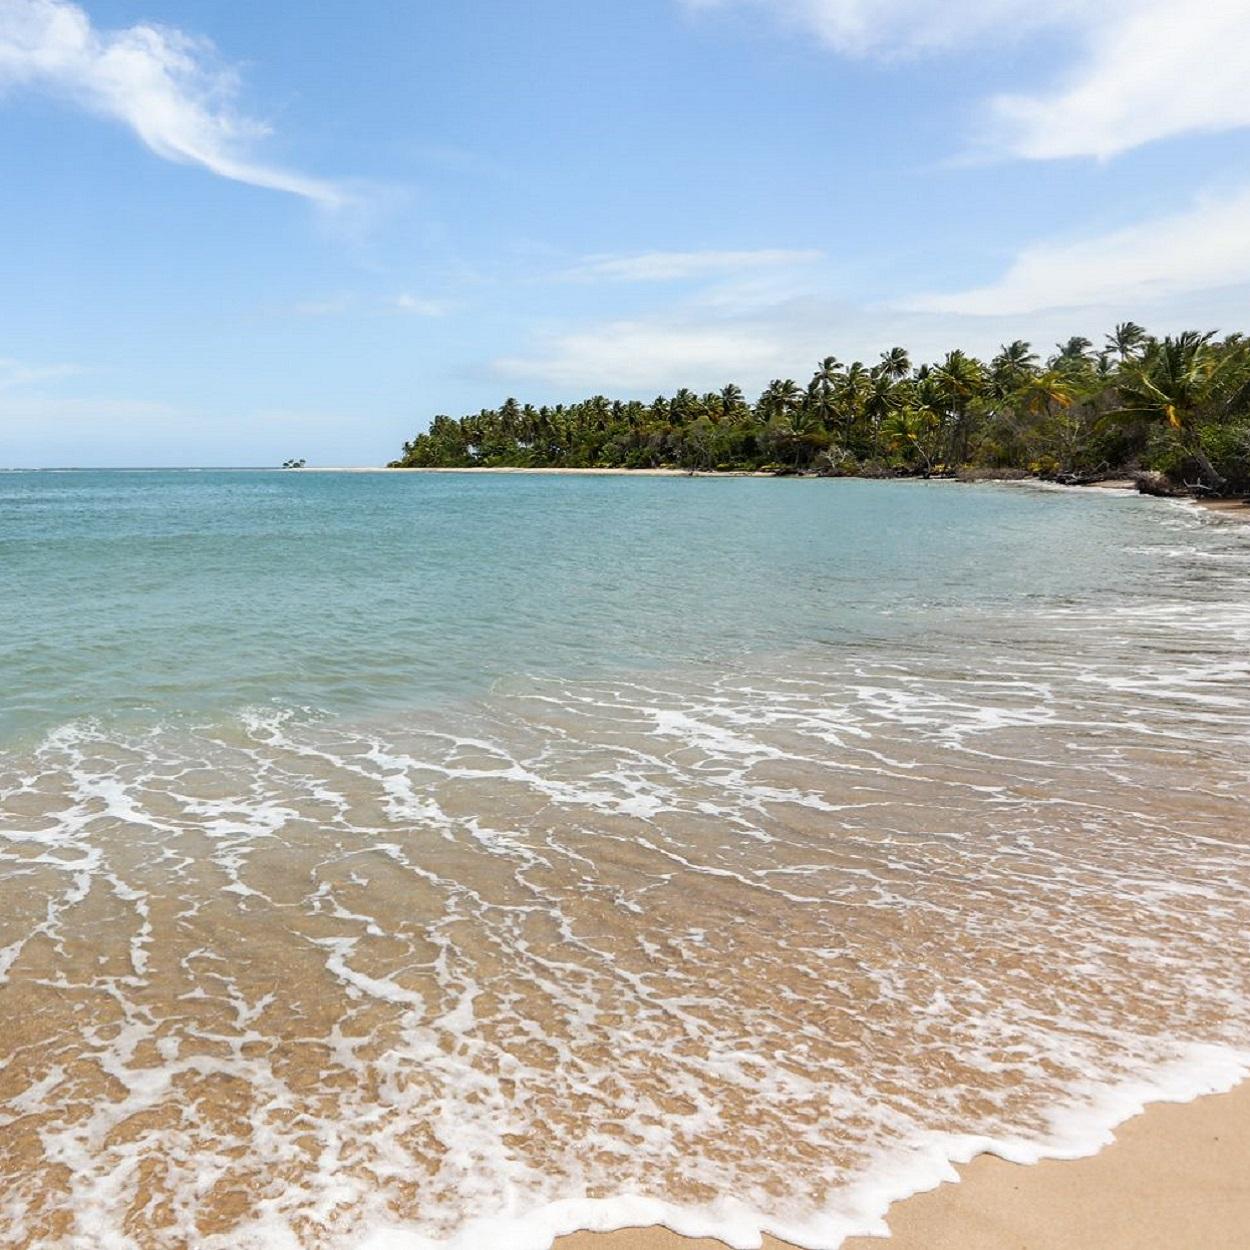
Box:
[0,470,1196,742]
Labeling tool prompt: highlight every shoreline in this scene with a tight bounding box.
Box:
[304,465,768,476]
[556,1077,1250,1250]
[1195,496,1250,522]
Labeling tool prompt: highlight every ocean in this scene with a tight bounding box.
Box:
[1,469,1248,1249]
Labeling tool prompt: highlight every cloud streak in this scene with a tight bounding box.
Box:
[0,355,80,388]
[566,248,823,282]
[909,184,1250,316]
[991,1,1250,160]
[0,0,347,205]
[495,321,792,390]
[684,0,1082,56]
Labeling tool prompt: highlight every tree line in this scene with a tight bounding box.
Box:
[390,325,1250,494]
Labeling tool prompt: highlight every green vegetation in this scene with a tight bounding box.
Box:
[390,325,1250,494]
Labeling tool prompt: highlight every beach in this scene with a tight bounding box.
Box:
[1198,497,1250,522]
[1,470,1247,1250]
[559,1081,1250,1250]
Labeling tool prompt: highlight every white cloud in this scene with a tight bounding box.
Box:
[991,1,1250,160]
[492,261,1250,396]
[495,321,792,390]
[0,0,346,205]
[566,248,823,281]
[910,184,1250,316]
[686,0,1250,161]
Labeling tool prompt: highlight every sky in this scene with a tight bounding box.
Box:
[3,0,1250,466]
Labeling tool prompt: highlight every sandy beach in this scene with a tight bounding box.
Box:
[1197,497,1250,522]
[558,1080,1250,1250]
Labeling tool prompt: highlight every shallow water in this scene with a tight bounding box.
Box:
[1,472,1248,1249]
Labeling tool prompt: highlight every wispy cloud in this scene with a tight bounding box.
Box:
[493,242,1250,393]
[909,184,1250,316]
[0,355,80,388]
[990,2,1250,160]
[681,0,1082,58]
[685,1,1250,162]
[0,0,348,205]
[288,292,454,318]
[495,321,792,390]
[566,248,823,282]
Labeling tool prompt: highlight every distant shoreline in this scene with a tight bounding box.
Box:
[10,463,1247,521]
[296,465,1250,520]
[302,465,729,475]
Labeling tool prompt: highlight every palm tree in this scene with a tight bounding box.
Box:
[813,356,842,388]
[1054,336,1093,363]
[1106,322,1147,363]
[670,388,702,425]
[835,361,871,450]
[881,406,937,474]
[757,378,802,422]
[877,347,911,382]
[1115,331,1228,488]
[989,340,1039,397]
[1021,371,1074,427]
[863,371,901,439]
[805,376,836,430]
[804,358,840,433]
[719,383,746,422]
[757,379,816,465]
[933,350,985,466]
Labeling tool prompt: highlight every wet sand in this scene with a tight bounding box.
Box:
[1197,497,1250,522]
[558,1080,1250,1250]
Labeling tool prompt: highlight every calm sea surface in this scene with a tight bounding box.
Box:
[1,470,1248,1249]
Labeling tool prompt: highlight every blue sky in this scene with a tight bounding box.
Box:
[2,0,1249,466]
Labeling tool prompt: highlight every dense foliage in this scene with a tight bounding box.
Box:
[391,325,1250,494]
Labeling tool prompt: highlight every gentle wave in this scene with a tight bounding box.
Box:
[3,592,1250,1248]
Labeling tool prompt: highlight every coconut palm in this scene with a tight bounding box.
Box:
[757,378,803,422]
[834,361,871,449]
[1105,322,1148,363]
[1115,331,1228,488]
[719,383,746,423]
[1054,336,1094,363]
[877,346,911,382]
[989,340,1039,396]
[813,356,842,388]
[881,406,937,473]
[933,350,985,466]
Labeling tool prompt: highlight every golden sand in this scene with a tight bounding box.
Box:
[558,1080,1250,1250]
[1197,497,1250,522]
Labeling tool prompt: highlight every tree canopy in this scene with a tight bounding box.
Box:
[391,327,1250,494]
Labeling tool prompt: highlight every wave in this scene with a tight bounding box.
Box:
[2,578,1250,1249]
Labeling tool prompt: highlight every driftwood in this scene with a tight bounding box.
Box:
[1133,470,1185,498]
